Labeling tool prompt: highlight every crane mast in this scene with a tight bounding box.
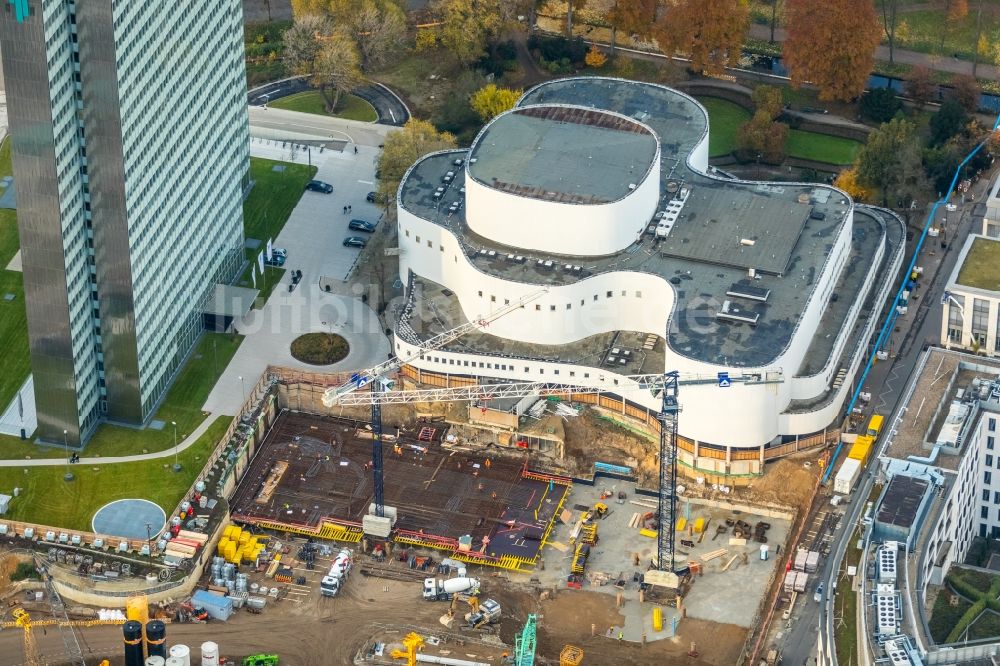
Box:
[657,371,680,573]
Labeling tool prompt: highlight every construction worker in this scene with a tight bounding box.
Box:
[618,631,623,641]
[491,491,497,500]
[484,458,491,469]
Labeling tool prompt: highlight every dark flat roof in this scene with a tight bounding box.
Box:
[876,475,930,529]
[397,78,902,368]
[468,106,658,204]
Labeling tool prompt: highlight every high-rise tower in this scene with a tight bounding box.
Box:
[0,0,249,445]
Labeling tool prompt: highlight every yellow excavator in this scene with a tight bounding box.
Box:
[440,594,502,628]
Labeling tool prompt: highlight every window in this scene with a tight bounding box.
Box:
[490,295,496,302]
[621,290,626,297]
[535,304,541,311]
[989,436,996,450]
[463,360,468,366]
[986,471,993,485]
[427,240,433,248]
[478,291,483,297]
[983,506,989,519]
[580,299,585,306]
[606,291,613,298]
[948,295,965,342]
[524,367,529,372]
[570,371,576,377]
[405,230,410,237]
[554,370,559,375]
[593,294,598,301]
[988,454,994,467]
[415,236,420,243]
[550,305,556,311]
[994,491,1000,504]
[439,245,444,251]
[991,418,997,433]
[984,489,991,501]
[566,304,571,310]
[973,298,990,340]
[636,291,642,298]
[504,299,509,305]
[539,369,544,375]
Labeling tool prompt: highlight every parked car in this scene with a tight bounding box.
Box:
[264,254,286,267]
[945,203,958,212]
[366,191,385,204]
[343,237,367,248]
[306,180,333,193]
[271,247,287,258]
[814,582,824,603]
[348,219,375,233]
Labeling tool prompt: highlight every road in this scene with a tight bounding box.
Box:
[777,175,994,666]
[247,106,396,148]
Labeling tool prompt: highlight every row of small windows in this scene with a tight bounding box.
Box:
[423,355,607,381]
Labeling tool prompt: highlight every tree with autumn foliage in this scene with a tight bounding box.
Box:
[904,66,936,110]
[469,84,522,122]
[376,119,457,205]
[605,0,657,52]
[834,167,875,203]
[654,0,750,77]
[784,0,881,102]
[736,85,788,163]
[585,44,608,68]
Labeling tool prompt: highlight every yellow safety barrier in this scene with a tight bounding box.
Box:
[653,607,663,632]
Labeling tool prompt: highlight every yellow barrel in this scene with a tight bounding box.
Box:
[639,528,657,539]
[653,607,663,632]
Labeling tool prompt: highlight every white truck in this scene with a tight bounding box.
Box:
[320,548,353,597]
[834,457,862,495]
[423,576,480,601]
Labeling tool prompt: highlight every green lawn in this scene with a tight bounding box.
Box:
[968,609,1000,641]
[957,237,1000,292]
[833,527,861,664]
[0,332,243,460]
[696,96,861,164]
[270,91,378,122]
[697,97,751,158]
[0,271,29,418]
[244,157,318,243]
[896,9,1000,61]
[235,261,285,309]
[929,587,973,643]
[787,130,861,165]
[0,416,231,531]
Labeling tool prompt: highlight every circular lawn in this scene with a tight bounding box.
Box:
[291,333,350,365]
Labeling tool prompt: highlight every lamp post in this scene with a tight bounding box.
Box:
[62,430,73,481]
[171,421,181,472]
[145,522,153,563]
[238,375,246,413]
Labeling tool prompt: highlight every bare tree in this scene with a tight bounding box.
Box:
[313,29,364,112]
[354,0,406,70]
[283,15,331,76]
[879,0,900,63]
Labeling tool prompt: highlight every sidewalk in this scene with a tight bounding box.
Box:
[0,413,219,468]
[747,23,1000,81]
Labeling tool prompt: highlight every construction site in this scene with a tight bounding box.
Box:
[229,410,570,571]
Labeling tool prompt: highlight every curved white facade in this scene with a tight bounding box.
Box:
[464,167,659,256]
[464,106,661,256]
[394,78,905,473]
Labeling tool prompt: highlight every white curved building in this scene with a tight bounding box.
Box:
[393,77,905,479]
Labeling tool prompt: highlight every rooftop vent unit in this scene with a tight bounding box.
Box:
[716,300,760,325]
[740,238,756,247]
[934,401,971,449]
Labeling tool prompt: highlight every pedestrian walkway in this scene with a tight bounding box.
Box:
[746,23,1000,81]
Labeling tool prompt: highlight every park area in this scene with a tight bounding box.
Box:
[928,566,1000,644]
[695,96,861,165]
[269,90,378,122]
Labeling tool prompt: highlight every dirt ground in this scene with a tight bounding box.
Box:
[490,587,747,666]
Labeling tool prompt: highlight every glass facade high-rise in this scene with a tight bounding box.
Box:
[0,0,249,445]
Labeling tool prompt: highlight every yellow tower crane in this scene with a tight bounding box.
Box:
[13,608,38,666]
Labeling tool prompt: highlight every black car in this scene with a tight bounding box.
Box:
[343,237,367,248]
[305,180,333,194]
[264,254,286,267]
[366,191,385,204]
[348,219,376,233]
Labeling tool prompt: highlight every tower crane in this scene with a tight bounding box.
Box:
[321,289,548,519]
[323,356,780,570]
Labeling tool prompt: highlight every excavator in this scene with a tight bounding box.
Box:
[439,594,501,629]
